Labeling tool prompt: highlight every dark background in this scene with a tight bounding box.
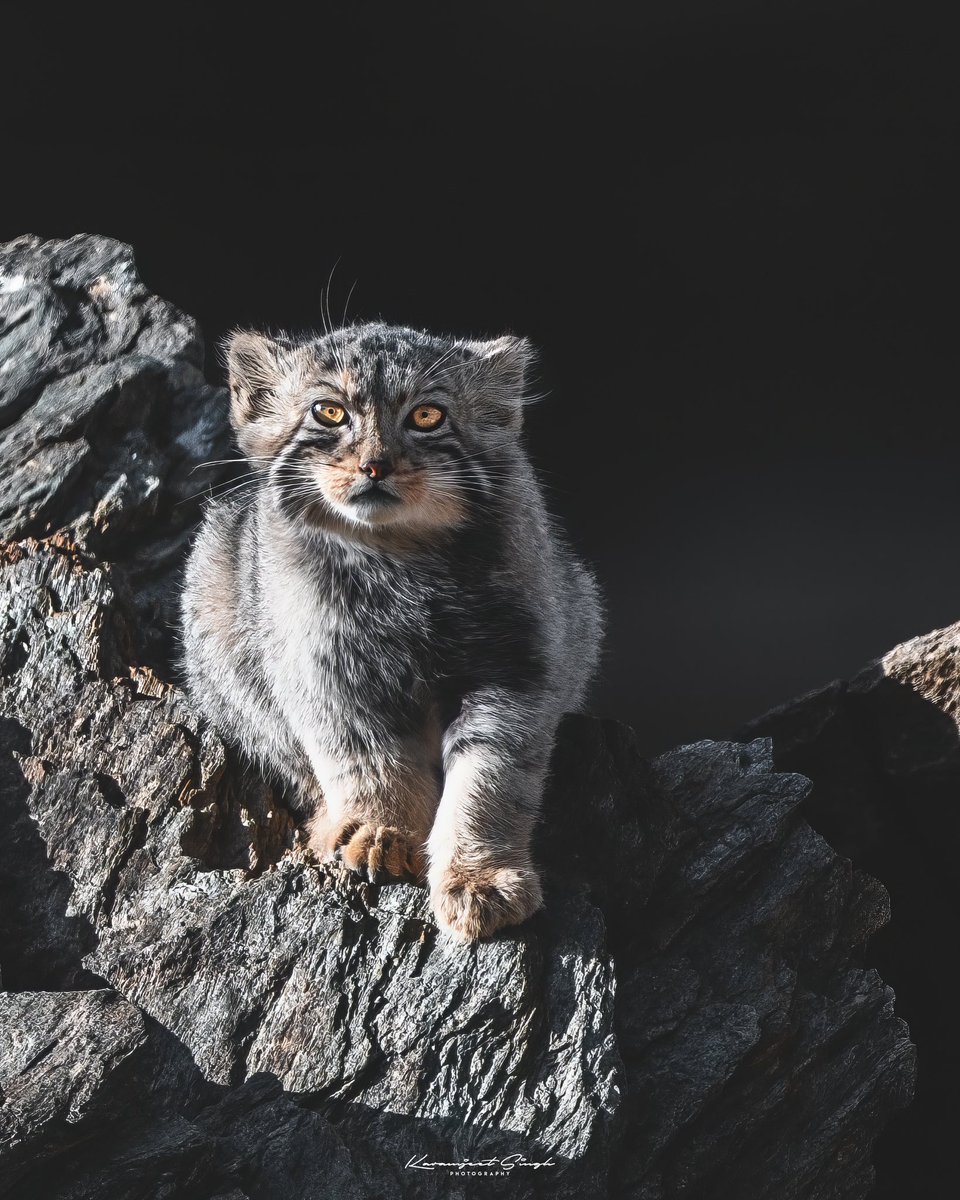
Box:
[2,2,956,1194]
[4,0,957,757]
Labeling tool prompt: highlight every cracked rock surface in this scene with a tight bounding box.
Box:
[0,235,915,1198]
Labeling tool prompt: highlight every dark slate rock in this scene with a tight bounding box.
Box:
[0,988,206,1197]
[0,232,232,659]
[745,620,960,1199]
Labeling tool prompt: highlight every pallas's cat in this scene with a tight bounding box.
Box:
[181,323,601,940]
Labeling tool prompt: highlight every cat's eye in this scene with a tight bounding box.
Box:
[407,404,446,431]
[311,400,348,427]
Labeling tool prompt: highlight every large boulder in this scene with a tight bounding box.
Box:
[0,235,915,1198]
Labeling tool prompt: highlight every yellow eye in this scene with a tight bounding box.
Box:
[408,404,446,431]
[311,401,348,427]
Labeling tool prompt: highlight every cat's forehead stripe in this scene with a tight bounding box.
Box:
[307,328,459,408]
[325,325,451,367]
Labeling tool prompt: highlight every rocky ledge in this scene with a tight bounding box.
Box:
[0,235,916,1199]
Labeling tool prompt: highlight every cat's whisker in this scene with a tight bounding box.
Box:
[427,446,517,471]
[430,465,565,501]
[178,467,268,501]
[182,478,260,506]
[341,280,359,330]
[419,344,462,383]
[189,458,243,473]
[177,479,260,508]
[317,263,348,381]
[425,478,501,500]
[319,261,336,338]
[430,461,515,482]
[195,470,262,489]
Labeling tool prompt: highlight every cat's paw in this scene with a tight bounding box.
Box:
[324,819,426,884]
[429,862,543,941]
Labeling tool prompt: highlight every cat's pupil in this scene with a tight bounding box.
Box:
[313,401,345,426]
[412,405,443,429]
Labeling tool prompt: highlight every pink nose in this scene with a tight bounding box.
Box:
[359,458,392,480]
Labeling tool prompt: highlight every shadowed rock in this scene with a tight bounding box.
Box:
[745,621,960,1199]
[0,235,915,1199]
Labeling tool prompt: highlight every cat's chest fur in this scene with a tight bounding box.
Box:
[251,503,542,746]
[259,528,458,714]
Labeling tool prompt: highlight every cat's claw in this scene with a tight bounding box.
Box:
[324,819,426,884]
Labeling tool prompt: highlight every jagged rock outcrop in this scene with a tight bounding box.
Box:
[0,235,916,1199]
[0,233,230,661]
[744,622,960,1198]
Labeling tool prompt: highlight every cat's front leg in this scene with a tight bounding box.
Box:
[305,744,437,884]
[428,690,554,940]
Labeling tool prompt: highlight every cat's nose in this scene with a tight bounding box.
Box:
[359,457,393,480]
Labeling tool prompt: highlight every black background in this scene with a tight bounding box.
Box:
[2,2,956,1193]
[3,0,957,756]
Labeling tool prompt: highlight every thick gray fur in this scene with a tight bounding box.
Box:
[180,322,601,939]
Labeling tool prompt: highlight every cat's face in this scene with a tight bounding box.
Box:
[227,323,531,535]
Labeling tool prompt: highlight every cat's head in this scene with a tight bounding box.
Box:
[225,322,532,535]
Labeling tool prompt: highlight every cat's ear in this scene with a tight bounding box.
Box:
[461,335,533,429]
[224,330,294,430]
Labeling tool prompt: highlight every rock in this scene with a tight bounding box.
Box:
[1,990,160,1188]
[742,622,960,859]
[3,1031,373,1200]
[0,235,916,1198]
[0,233,231,661]
[0,536,620,1198]
[608,740,913,1199]
[744,621,960,1198]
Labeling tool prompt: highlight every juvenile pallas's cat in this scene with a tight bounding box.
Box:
[181,323,602,940]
